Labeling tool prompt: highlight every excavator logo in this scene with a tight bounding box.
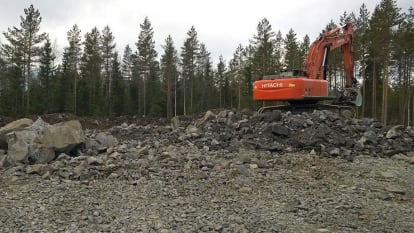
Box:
[261,82,283,89]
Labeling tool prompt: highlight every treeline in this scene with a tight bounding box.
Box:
[0,1,413,125]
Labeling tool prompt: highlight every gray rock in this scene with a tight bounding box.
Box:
[95,132,118,152]
[87,156,104,166]
[392,154,414,164]
[27,117,50,131]
[406,127,414,137]
[194,110,216,127]
[386,125,403,139]
[385,186,406,195]
[270,124,289,137]
[41,120,85,154]
[217,110,229,118]
[263,110,282,122]
[329,147,340,156]
[171,116,180,130]
[0,118,33,135]
[186,125,199,134]
[26,164,49,175]
[7,138,29,164]
[363,130,377,144]
[28,145,56,164]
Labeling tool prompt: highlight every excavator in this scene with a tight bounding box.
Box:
[253,23,362,114]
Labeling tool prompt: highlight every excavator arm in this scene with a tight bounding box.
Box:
[303,23,357,88]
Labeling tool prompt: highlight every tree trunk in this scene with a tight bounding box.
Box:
[183,75,186,115]
[362,67,366,117]
[167,73,172,118]
[27,51,31,114]
[74,68,77,115]
[372,60,377,119]
[382,63,388,125]
[238,80,241,109]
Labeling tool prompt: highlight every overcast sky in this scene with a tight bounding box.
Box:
[0,0,412,64]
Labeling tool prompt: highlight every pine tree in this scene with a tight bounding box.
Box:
[196,43,214,111]
[355,3,371,117]
[66,24,82,114]
[227,45,245,109]
[251,18,276,80]
[110,52,124,115]
[367,0,401,124]
[101,25,116,114]
[121,44,133,114]
[273,31,284,70]
[135,17,160,116]
[160,35,179,117]
[393,7,414,125]
[299,35,310,67]
[2,4,47,113]
[1,27,25,115]
[180,26,199,115]
[216,55,226,108]
[80,27,102,115]
[19,4,47,113]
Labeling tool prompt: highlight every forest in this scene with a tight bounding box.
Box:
[0,0,413,126]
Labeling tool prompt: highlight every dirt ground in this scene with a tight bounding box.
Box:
[1,151,413,233]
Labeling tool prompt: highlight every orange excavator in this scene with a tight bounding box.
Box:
[253,23,361,114]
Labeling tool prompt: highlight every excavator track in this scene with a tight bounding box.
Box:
[258,103,355,117]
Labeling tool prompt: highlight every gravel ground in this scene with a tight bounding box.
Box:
[1,150,413,233]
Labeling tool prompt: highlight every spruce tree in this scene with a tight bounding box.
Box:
[66,24,82,114]
[196,43,214,111]
[121,45,133,114]
[110,52,124,115]
[38,36,56,113]
[1,27,25,115]
[80,27,102,115]
[251,18,276,80]
[227,45,245,109]
[284,29,301,70]
[216,55,226,108]
[160,35,179,117]
[101,25,116,114]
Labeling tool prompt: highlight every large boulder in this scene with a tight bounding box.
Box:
[0,118,34,150]
[0,118,33,134]
[6,129,41,164]
[195,110,216,127]
[41,120,85,154]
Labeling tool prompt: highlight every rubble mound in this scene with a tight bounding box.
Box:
[112,109,414,161]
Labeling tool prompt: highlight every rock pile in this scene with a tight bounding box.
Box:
[1,109,413,172]
[0,117,117,168]
[112,109,413,162]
